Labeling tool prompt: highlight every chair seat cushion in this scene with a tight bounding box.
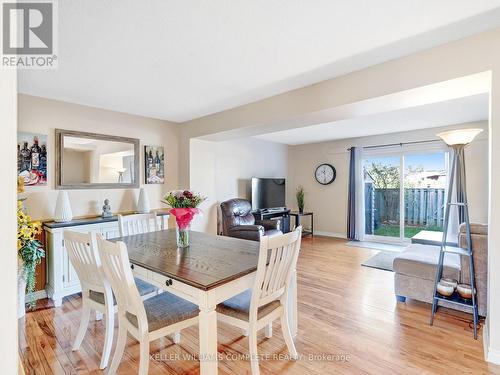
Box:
[216,289,281,322]
[393,244,461,281]
[126,292,199,332]
[89,277,158,305]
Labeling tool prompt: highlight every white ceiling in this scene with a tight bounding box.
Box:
[19,1,500,122]
[254,93,489,145]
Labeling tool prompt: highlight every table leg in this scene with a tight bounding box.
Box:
[199,306,218,375]
[288,269,298,337]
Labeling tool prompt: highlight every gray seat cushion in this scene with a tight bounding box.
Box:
[126,292,199,332]
[89,277,158,305]
[393,244,461,281]
[216,289,281,322]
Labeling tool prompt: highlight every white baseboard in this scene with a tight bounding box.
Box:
[487,348,500,365]
[314,231,347,239]
[484,317,489,360]
[483,318,500,365]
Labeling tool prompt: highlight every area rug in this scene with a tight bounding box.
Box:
[361,250,399,272]
[347,240,406,252]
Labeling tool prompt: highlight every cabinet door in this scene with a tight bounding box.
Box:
[101,226,121,239]
[62,240,80,288]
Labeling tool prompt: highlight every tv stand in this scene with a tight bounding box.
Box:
[260,207,286,213]
[252,208,291,233]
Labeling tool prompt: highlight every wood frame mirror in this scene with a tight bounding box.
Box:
[55,129,140,189]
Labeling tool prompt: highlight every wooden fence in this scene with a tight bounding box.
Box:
[403,188,445,227]
[366,187,445,234]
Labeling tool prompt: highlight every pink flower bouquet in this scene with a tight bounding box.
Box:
[162,190,206,247]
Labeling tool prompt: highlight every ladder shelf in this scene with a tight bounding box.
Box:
[429,147,479,339]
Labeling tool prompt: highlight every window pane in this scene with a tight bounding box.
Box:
[403,152,447,238]
[364,156,400,238]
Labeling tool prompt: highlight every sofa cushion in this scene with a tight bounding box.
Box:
[459,222,488,235]
[393,244,461,281]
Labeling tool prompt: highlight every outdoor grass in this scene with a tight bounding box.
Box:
[374,224,442,238]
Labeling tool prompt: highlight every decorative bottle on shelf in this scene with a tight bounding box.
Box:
[30,137,41,171]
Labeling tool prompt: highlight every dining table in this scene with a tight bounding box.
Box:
[111,228,298,375]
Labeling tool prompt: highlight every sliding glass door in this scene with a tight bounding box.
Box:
[363,145,448,243]
[364,155,401,240]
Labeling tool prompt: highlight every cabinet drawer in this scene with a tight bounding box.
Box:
[131,264,149,278]
[149,272,198,304]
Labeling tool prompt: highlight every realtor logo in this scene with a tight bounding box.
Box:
[1,1,57,68]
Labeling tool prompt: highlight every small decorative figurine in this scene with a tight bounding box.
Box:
[102,199,112,218]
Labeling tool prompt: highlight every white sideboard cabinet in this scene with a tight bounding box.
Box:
[43,213,169,307]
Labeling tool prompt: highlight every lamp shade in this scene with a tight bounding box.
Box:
[437,128,483,146]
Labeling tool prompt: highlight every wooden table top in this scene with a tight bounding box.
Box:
[112,229,260,291]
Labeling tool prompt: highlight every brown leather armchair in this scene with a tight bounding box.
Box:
[220,198,282,241]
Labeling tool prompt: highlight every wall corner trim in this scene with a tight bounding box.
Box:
[483,318,500,365]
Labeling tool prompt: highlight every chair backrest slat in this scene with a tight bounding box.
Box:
[64,231,106,294]
[118,213,159,237]
[250,227,302,314]
[96,235,145,319]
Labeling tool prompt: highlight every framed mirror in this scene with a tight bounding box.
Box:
[55,129,140,189]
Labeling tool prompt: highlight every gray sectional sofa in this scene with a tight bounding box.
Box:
[393,223,488,316]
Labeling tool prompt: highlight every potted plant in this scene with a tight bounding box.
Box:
[17,178,45,317]
[162,190,206,248]
[296,186,305,213]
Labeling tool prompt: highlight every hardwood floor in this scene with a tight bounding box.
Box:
[19,236,500,374]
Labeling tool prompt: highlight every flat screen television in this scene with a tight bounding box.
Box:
[251,178,286,211]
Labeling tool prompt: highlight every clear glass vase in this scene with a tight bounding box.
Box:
[176,223,190,248]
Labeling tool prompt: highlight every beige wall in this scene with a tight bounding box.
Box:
[178,28,500,362]
[18,95,179,220]
[288,122,489,237]
[0,65,19,374]
[190,137,288,233]
[179,28,500,187]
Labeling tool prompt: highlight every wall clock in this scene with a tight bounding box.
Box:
[315,163,336,185]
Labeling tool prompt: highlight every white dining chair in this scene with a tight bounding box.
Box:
[96,235,200,375]
[118,212,159,237]
[216,226,303,375]
[64,230,159,369]
[118,212,183,341]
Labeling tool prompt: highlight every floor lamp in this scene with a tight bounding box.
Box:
[430,128,483,339]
